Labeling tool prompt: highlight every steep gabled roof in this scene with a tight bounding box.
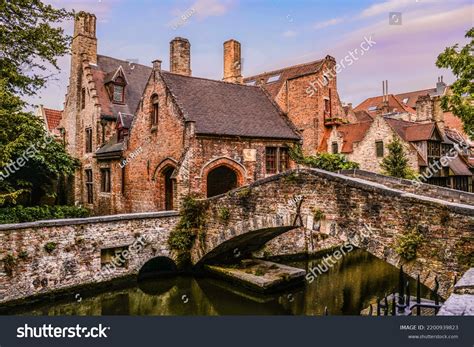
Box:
[243,59,325,98]
[354,94,415,116]
[117,112,134,129]
[354,110,373,123]
[384,118,437,142]
[335,121,373,153]
[395,88,436,109]
[43,108,63,131]
[160,71,300,140]
[92,55,152,118]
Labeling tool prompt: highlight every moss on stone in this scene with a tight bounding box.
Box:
[395,227,423,260]
[44,242,57,254]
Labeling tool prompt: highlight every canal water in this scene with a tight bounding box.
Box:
[7,249,436,315]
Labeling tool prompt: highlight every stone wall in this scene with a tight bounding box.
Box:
[332,117,419,173]
[0,212,178,305]
[198,169,474,297]
[340,169,474,205]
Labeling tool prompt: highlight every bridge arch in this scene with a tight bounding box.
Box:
[138,256,178,280]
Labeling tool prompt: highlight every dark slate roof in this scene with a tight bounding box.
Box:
[92,55,152,117]
[95,134,124,158]
[118,112,134,129]
[160,72,300,140]
[243,59,325,98]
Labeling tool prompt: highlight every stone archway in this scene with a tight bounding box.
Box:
[153,158,178,211]
[201,157,246,198]
[206,166,238,197]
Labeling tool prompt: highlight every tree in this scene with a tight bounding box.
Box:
[288,144,359,172]
[380,137,416,179]
[0,81,79,206]
[0,1,77,206]
[0,0,73,96]
[436,27,474,139]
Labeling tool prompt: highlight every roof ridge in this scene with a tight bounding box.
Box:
[43,107,62,112]
[244,58,325,80]
[161,71,261,89]
[97,54,152,69]
[395,87,435,96]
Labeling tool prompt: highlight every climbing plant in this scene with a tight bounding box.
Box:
[395,227,424,260]
[167,195,208,252]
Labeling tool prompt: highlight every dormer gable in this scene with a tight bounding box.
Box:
[105,66,128,104]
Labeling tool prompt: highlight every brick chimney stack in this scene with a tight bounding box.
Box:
[170,37,191,76]
[72,11,97,65]
[223,39,243,83]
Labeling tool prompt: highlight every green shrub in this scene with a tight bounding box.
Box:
[218,207,230,222]
[288,144,359,172]
[3,254,15,276]
[395,227,424,260]
[312,208,326,221]
[18,250,28,259]
[44,242,57,254]
[0,205,90,224]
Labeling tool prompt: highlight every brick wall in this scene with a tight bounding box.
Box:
[274,59,345,155]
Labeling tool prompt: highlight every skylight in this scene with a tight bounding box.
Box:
[368,106,377,111]
[402,97,409,104]
[245,80,256,86]
[267,74,281,83]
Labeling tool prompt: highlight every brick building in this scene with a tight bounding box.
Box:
[57,12,346,214]
[328,80,473,191]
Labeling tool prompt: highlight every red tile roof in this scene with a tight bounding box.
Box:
[244,59,325,98]
[43,108,63,131]
[335,121,373,153]
[354,110,373,123]
[395,88,435,109]
[354,94,415,116]
[384,118,437,142]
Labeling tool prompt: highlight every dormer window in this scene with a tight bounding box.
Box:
[113,76,125,103]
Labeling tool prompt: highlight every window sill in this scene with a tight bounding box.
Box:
[151,125,157,133]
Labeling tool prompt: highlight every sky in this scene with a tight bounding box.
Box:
[33,0,474,109]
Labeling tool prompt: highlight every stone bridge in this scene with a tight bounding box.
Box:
[0,168,472,305]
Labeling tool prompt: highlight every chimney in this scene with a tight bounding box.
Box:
[223,39,243,83]
[170,37,191,76]
[381,80,389,114]
[152,59,162,71]
[72,11,97,65]
[436,75,446,95]
[415,94,432,123]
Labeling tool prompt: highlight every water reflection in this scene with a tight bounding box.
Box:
[6,249,434,316]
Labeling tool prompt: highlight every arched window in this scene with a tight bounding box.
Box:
[113,76,125,103]
[151,94,159,126]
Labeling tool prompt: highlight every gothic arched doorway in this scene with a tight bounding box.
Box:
[163,166,174,210]
[206,165,238,197]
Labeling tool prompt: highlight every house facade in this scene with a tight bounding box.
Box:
[58,12,346,214]
[329,80,473,192]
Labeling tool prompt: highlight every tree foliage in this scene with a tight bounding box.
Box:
[0,0,73,95]
[380,137,416,179]
[288,144,359,172]
[436,27,474,139]
[0,1,77,206]
[0,82,79,206]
